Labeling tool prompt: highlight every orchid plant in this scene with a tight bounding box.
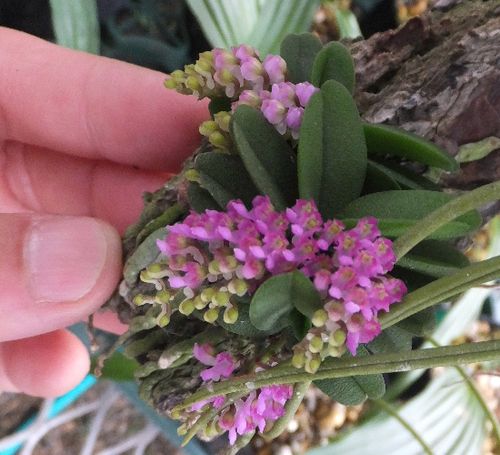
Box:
[112,33,500,453]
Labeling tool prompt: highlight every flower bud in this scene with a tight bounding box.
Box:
[305,356,321,374]
[213,291,230,306]
[292,351,305,369]
[204,307,220,323]
[158,314,170,327]
[312,309,328,327]
[208,131,229,149]
[155,289,172,303]
[227,278,248,296]
[179,299,195,315]
[309,336,324,353]
[223,306,239,324]
[194,296,207,310]
[329,329,347,347]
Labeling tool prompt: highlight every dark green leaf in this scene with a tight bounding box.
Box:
[187,182,221,213]
[315,347,385,405]
[340,190,481,239]
[230,106,298,210]
[397,240,470,278]
[370,159,440,190]
[311,41,355,93]
[209,97,231,116]
[363,160,401,194]
[396,307,437,336]
[391,266,436,292]
[364,123,459,172]
[250,271,322,332]
[194,152,260,208]
[290,309,312,340]
[91,352,139,381]
[367,326,413,354]
[280,33,323,83]
[298,80,367,218]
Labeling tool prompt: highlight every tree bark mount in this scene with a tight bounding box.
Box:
[352,0,500,190]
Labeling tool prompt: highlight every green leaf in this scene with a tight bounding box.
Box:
[364,123,459,172]
[290,310,312,340]
[369,159,440,191]
[311,41,356,93]
[187,182,222,213]
[91,351,139,381]
[280,33,323,83]
[230,106,298,210]
[397,240,470,278]
[298,80,367,218]
[194,152,260,208]
[340,190,481,239]
[250,271,322,332]
[315,347,385,405]
[363,160,401,193]
[395,308,437,336]
[49,0,100,53]
[367,326,413,354]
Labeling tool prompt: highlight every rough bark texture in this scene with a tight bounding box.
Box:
[351,0,500,191]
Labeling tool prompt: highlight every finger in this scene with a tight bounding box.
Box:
[1,142,168,234]
[0,330,90,397]
[0,27,209,171]
[92,310,128,335]
[0,214,121,342]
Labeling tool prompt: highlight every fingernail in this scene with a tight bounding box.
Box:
[25,217,110,303]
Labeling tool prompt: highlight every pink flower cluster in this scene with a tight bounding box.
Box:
[165,45,287,100]
[234,81,318,139]
[191,344,293,445]
[156,196,406,367]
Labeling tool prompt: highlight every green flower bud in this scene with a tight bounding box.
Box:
[133,294,148,306]
[155,290,171,304]
[201,287,216,303]
[164,77,178,89]
[204,307,220,323]
[179,299,195,315]
[223,306,239,324]
[185,75,202,91]
[177,424,188,436]
[158,314,170,327]
[213,291,230,306]
[329,329,347,347]
[305,356,321,374]
[185,169,200,182]
[227,278,248,296]
[199,120,218,137]
[309,336,324,353]
[312,309,328,327]
[194,296,207,310]
[292,352,305,369]
[214,111,231,132]
[208,260,220,275]
[208,131,228,149]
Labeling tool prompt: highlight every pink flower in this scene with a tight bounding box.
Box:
[295,82,318,106]
[263,55,287,84]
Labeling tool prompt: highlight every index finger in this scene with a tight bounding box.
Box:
[0,27,209,171]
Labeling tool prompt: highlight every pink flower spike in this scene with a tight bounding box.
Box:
[295,82,319,106]
[193,343,215,365]
[200,352,237,382]
[263,55,287,84]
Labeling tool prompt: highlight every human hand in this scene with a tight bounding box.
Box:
[0,28,208,397]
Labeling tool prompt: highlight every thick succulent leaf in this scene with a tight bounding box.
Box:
[367,326,413,354]
[397,240,470,278]
[369,159,440,191]
[311,41,355,93]
[249,271,321,332]
[194,152,260,208]
[280,32,323,83]
[298,80,367,218]
[340,190,482,239]
[363,160,401,193]
[187,182,222,213]
[230,105,298,210]
[364,123,459,171]
[314,347,385,405]
[395,307,436,336]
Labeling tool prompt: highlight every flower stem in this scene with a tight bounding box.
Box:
[176,339,500,410]
[379,255,500,329]
[393,181,500,259]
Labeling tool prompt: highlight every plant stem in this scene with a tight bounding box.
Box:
[371,398,433,455]
[176,339,500,410]
[379,256,500,329]
[393,181,500,259]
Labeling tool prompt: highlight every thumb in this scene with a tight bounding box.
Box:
[0,214,121,342]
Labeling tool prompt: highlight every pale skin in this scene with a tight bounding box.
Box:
[0,27,208,397]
